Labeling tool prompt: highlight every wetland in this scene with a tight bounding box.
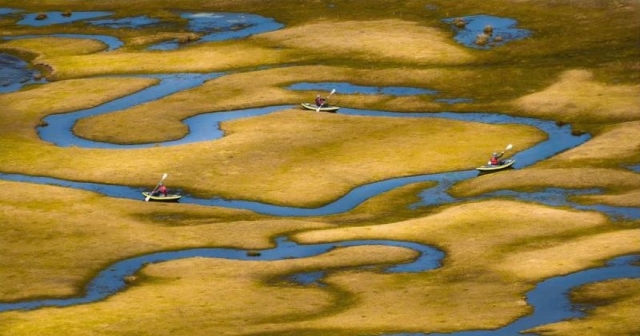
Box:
[1,1,639,335]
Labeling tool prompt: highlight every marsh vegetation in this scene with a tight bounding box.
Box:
[0,0,639,335]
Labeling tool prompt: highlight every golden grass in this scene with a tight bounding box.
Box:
[72,65,475,144]
[0,74,546,206]
[0,245,416,336]
[573,189,640,207]
[513,70,640,124]
[449,168,640,198]
[4,198,634,335]
[495,229,640,280]
[294,200,613,277]
[125,32,201,49]
[280,200,628,332]
[525,279,640,336]
[0,77,157,135]
[1,0,639,335]
[536,120,640,168]
[3,37,299,79]
[0,180,329,301]
[2,37,108,58]
[255,19,475,65]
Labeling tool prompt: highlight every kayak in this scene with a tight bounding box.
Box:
[476,159,516,172]
[142,191,182,202]
[301,103,339,113]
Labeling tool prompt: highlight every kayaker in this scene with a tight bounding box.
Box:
[490,152,504,165]
[157,183,168,197]
[315,94,326,107]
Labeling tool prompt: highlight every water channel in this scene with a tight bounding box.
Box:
[1,8,638,335]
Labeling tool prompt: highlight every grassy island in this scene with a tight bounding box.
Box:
[1,0,638,335]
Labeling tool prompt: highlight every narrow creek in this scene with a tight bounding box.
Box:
[2,74,638,334]
[1,9,638,335]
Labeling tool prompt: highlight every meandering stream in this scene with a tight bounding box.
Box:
[0,237,445,312]
[1,8,638,335]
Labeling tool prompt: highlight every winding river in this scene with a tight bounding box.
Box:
[1,8,638,336]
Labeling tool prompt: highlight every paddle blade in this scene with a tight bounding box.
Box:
[505,144,513,151]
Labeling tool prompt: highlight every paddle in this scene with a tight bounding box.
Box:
[499,144,513,164]
[145,173,168,202]
[499,144,513,159]
[316,88,336,112]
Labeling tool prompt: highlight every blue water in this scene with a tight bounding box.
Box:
[0,237,444,311]
[37,72,226,148]
[468,188,640,221]
[434,97,474,104]
[0,7,20,16]
[443,15,531,49]
[87,15,161,29]
[3,33,124,51]
[17,11,112,26]
[1,10,637,334]
[33,95,614,219]
[627,164,640,173]
[7,11,283,52]
[286,271,327,286]
[390,254,640,336]
[0,53,46,93]
[147,12,284,50]
[20,101,640,221]
[289,82,438,96]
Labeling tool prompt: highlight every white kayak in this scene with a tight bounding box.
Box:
[301,102,339,112]
[142,191,182,202]
[476,159,516,172]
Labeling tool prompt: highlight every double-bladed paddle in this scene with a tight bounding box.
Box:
[316,88,336,112]
[145,173,168,202]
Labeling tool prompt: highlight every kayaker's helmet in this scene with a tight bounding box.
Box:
[316,94,320,98]
[492,152,497,156]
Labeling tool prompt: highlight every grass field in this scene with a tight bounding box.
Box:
[1,0,639,335]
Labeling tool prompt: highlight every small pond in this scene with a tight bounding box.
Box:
[8,10,283,52]
[0,53,45,93]
[147,12,284,50]
[443,15,531,49]
[0,7,19,16]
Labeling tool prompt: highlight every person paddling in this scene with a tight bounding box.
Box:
[490,151,504,165]
[315,94,326,107]
[157,183,168,197]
